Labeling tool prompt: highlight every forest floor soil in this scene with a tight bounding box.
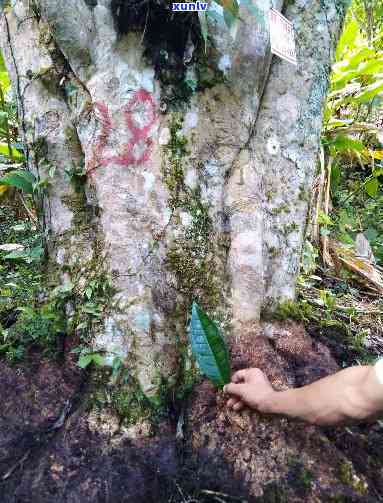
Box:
[0,322,382,502]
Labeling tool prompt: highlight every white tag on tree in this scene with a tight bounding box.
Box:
[269,8,297,66]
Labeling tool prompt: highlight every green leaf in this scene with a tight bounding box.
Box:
[317,210,335,226]
[331,59,383,90]
[190,302,230,388]
[52,282,74,296]
[347,47,375,68]
[198,11,209,51]
[338,232,354,245]
[364,227,378,242]
[223,9,236,31]
[336,18,359,60]
[331,163,341,193]
[0,169,35,194]
[330,134,365,153]
[0,143,24,161]
[85,286,93,299]
[0,53,8,73]
[48,165,57,178]
[78,353,104,369]
[3,245,44,264]
[3,250,26,260]
[28,245,44,261]
[0,111,8,128]
[357,59,383,76]
[81,303,102,316]
[78,354,94,369]
[0,53,10,91]
[91,353,105,366]
[354,78,383,103]
[364,177,379,198]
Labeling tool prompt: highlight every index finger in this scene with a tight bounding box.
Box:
[232,369,251,383]
[223,383,245,399]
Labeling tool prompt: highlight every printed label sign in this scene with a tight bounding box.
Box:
[269,8,297,65]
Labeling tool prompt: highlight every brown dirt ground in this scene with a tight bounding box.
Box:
[0,321,382,502]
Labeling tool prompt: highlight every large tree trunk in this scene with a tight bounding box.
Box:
[1,1,360,500]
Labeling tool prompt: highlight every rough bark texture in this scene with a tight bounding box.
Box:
[0,0,347,395]
[2,1,376,501]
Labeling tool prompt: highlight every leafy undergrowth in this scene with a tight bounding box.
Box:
[0,51,56,362]
[0,199,115,369]
[0,203,52,362]
[291,0,383,373]
[279,274,383,368]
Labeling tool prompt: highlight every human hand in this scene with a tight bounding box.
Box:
[224,368,276,412]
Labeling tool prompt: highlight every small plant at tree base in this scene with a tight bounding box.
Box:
[2,303,64,360]
[301,240,319,275]
[72,346,105,369]
[64,164,87,185]
[274,300,315,323]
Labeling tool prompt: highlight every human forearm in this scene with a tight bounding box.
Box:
[262,365,383,425]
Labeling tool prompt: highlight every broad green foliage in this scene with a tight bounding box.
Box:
[322,0,383,263]
[350,0,383,48]
[0,169,36,194]
[190,302,231,387]
[0,143,23,161]
[0,204,46,362]
[0,199,114,364]
[300,2,383,368]
[77,350,105,369]
[0,51,22,163]
[324,0,383,143]
[0,53,10,93]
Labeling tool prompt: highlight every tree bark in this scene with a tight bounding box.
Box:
[0,0,347,392]
[0,0,357,499]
